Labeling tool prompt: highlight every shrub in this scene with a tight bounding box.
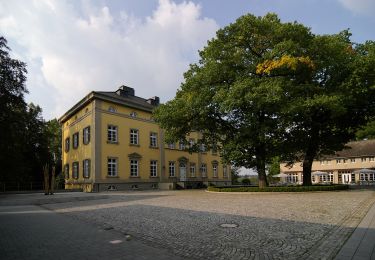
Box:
[241,178,251,185]
[207,184,349,192]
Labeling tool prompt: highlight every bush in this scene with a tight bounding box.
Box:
[241,178,251,185]
[207,184,349,192]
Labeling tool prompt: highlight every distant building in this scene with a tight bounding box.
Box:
[59,85,231,192]
[280,140,375,184]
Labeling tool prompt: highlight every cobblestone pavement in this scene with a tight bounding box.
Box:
[36,189,375,260]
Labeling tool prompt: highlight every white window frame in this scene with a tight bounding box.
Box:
[107,125,118,143]
[107,158,117,177]
[150,160,157,177]
[201,163,207,177]
[130,160,139,177]
[190,164,196,177]
[169,162,175,177]
[189,138,195,148]
[179,140,185,150]
[213,164,218,177]
[150,132,158,147]
[130,129,139,145]
[168,143,175,149]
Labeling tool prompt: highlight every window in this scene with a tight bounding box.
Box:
[212,145,217,155]
[130,129,139,145]
[361,157,367,162]
[351,158,356,163]
[169,162,175,177]
[200,143,206,152]
[320,160,324,165]
[83,126,90,144]
[213,164,218,177]
[64,164,69,179]
[168,143,175,149]
[223,166,228,178]
[201,163,207,177]
[150,160,157,177]
[65,137,70,152]
[72,162,79,179]
[107,125,118,143]
[336,159,342,164]
[179,140,186,150]
[150,132,158,147]
[108,106,116,112]
[107,158,117,177]
[73,132,79,149]
[83,159,90,178]
[190,164,196,177]
[130,160,139,177]
[130,111,137,118]
[343,159,347,164]
[189,138,195,148]
[369,157,375,162]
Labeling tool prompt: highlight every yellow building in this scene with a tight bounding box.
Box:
[280,140,375,185]
[59,86,231,192]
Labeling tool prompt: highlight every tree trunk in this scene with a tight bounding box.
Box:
[256,146,268,188]
[302,153,314,186]
[43,164,49,195]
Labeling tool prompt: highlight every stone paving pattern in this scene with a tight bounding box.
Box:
[38,190,375,260]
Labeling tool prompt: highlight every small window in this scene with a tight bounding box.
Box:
[107,125,118,143]
[343,159,347,164]
[130,160,139,177]
[130,129,139,145]
[200,143,206,152]
[65,137,70,152]
[179,140,186,150]
[150,160,157,177]
[190,164,196,177]
[361,157,367,162]
[107,158,117,177]
[131,184,139,189]
[189,138,195,148]
[72,162,79,179]
[130,111,137,118]
[83,126,90,145]
[151,183,158,189]
[150,132,158,147]
[83,159,90,178]
[168,143,175,149]
[169,162,175,177]
[73,132,79,149]
[201,163,207,177]
[369,157,375,162]
[64,164,69,179]
[108,106,116,113]
[351,158,356,163]
[336,159,342,164]
[108,185,117,191]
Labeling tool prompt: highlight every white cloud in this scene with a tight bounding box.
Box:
[0,0,218,119]
[338,0,375,15]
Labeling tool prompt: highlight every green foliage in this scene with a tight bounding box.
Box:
[241,178,251,185]
[356,120,375,140]
[208,185,349,192]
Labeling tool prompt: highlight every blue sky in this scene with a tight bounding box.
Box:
[1,0,374,119]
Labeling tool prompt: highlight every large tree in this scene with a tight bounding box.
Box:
[154,14,314,188]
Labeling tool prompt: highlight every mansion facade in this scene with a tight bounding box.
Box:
[280,140,375,185]
[59,86,231,192]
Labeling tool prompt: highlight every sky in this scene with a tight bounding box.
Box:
[1,0,375,120]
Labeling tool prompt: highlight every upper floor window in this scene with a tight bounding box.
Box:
[83,126,90,145]
[150,132,158,147]
[169,162,175,177]
[130,160,139,177]
[107,158,117,177]
[190,164,196,177]
[189,138,195,148]
[65,137,70,152]
[130,111,137,118]
[168,143,175,149]
[200,143,206,152]
[369,157,375,162]
[336,159,342,164]
[130,129,139,145]
[150,160,157,177]
[108,106,116,113]
[201,163,207,177]
[351,158,356,163]
[73,132,79,149]
[72,161,79,179]
[361,157,367,162]
[107,125,118,143]
[179,140,186,150]
[83,159,90,178]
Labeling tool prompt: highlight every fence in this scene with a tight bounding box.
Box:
[0,180,65,192]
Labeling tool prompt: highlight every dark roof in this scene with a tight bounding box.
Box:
[96,91,155,111]
[331,140,375,158]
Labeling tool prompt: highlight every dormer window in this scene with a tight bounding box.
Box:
[108,106,116,113]
[130,111,137,118]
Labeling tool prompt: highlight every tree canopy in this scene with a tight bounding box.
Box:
[154,13,375,187]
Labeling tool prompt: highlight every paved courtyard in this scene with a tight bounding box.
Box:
[1,189,375,259]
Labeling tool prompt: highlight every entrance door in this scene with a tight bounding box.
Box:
[342,173,351,184]
[179,163,186,181]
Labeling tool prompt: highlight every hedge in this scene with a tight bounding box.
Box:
[207,184,349,192]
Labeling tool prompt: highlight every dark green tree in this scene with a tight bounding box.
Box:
[356,119,375,140]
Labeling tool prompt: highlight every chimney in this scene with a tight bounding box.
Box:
[116,85,135,97]
[147,96,160,106]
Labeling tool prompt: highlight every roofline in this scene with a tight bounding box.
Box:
[58,91,156,124]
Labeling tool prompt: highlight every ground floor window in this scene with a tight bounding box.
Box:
[130,160,139,177]
[212,164,218,177]
[64,164,69,179]
[83,159,90,178]
[190,163,196,177]
[201,163,207,177]
[361,173,375,181]
[287,173,298,183]
[72,162,79,179]
[107,158,117,177]
[223,166,228,178]
[150,160,157,177]
[169,162,175,177]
